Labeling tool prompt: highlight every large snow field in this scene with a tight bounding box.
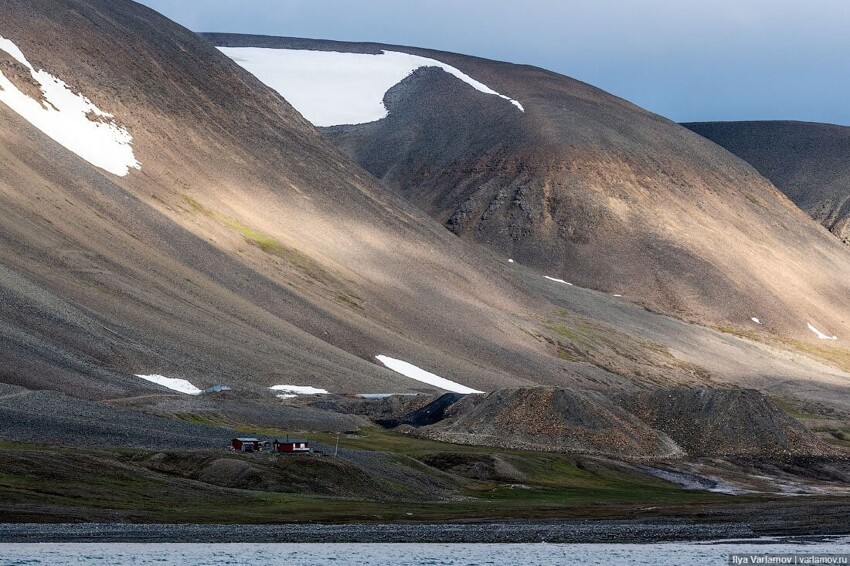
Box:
[219,47,524,127]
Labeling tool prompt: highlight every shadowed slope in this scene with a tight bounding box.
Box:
[617,388,833,458]
[684,121,850,245]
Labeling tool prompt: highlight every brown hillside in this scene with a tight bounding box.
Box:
[0,0,573,398]
[209,34,850,343]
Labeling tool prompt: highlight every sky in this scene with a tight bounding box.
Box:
[137,0,850,125]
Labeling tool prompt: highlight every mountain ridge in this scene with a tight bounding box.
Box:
[209,33,850,346]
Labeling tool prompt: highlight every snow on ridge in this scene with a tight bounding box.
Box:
[0,36,140,177]
[135,374,202,395]
[808,323,837,341]
[544,275,574,286]
[218,46,524,127]
[375,355,483,394]
[751,317,762,325]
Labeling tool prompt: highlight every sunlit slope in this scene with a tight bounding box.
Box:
[211,34,850,345]
[0,0,624,399]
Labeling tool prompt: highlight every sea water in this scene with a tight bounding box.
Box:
[1,541,849,565]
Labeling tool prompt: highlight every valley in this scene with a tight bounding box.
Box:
[0,0,849,539]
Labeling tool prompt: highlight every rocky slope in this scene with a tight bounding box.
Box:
[0,0,621,400]
[417,388,684,459]
[402,387,834,459]
[617,388,833,458]
[3,1,850,458]
[684,121,850,244]
[210,34,850,342]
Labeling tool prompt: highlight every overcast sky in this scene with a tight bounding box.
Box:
[137,0,850,125]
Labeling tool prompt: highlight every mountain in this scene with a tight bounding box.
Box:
[0,0,576,400]
[208,34,850,344]
[2,1,850,422]
[4,2,850,529]
[0,0,761,408]
[684,121,850,245]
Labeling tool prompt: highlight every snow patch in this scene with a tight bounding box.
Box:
[0,36,140,177]
[358,393,419,399]
[613,294,623,298]
[135,374,202,396]
[218,47,524,127]
[375,355,483,394]
[808,323,837,340]
[508,259,514,263]
[270,385,329,395]
[751,317,762,325]
[641,466,751,495]
[544,276,573,286]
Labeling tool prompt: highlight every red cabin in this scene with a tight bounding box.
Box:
[273,438,311,453]
[231,437,262,452]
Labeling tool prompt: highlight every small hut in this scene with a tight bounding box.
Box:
[231,438,261,452]
[273,438,311,454]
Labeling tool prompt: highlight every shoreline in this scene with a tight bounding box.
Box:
[1,521,848,544]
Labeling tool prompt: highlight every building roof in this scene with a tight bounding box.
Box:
[234,437,260,442]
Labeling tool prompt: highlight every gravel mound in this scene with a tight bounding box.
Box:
[418,387,683,459]
[617,388,833,457]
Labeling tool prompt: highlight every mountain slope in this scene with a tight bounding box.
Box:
[0,0,587,399]
[209,34,850,344]
[4,1,850,429]
[684,121,850,245]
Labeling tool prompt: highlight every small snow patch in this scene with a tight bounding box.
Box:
[751,317,762,325]
[375,355,482,394]
[218,47,524,127]
[135,374,202,395]
[270,385,329,395]
[808,323,837,341]
[0,36,140,176]
[544,276,573,286]
[358,393,419,399]
[613,294,623,298]
[508,259,514,263]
